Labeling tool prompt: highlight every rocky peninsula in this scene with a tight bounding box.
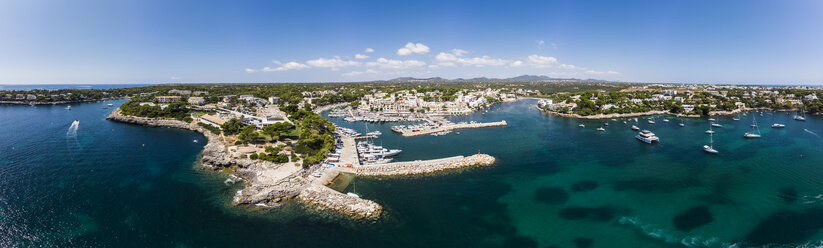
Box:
[106,107,497,220]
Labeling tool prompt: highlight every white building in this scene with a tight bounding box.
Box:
[188,97,205,105]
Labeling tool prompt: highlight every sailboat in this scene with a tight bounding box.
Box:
[794,109,806,121]
[744,116,762,138]
[705,122,715,134]
[711,119,722,128]
[704,131,719,154]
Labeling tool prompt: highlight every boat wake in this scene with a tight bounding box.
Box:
[804,129,821,138]
[618,216,737,248]
[801,194,823,205]
[67,120,79,136]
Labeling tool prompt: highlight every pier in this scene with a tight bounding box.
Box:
[355,154,496,176]
[397,120,508,137]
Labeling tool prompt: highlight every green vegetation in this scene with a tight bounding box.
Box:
[249,145,290,163]
[220,118,245,135]
[119,101,191,120]
[197,122,221,135]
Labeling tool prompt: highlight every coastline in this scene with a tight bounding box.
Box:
[106,107,498,220]
[536,105,805,119]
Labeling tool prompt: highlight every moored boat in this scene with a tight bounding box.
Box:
[635,130,659,144]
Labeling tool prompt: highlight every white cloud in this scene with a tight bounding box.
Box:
[510,60,524,67]
[559,64,578,69]
[254,61,311,72]
[170,76,181,80]
[343,71,363,76]
[343,69,380,77]
[526,54,559,68]
[585,70,621,75]
[537,40,545,49]
[452,49,469,56]
[305,57,360,70]
[396,42,430,56]
[355,54,369,59]
[365,48,374,53]
[435,50,510,67]
[366,58,426,69]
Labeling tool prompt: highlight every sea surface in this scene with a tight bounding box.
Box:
[0,84,152,91]
[2,99,823,247]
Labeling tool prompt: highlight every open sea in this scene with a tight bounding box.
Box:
[2,99,823,247]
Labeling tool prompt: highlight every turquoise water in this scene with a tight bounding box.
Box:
[2,99,823,247]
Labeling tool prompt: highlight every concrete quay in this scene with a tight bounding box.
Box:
[398,120,507,137]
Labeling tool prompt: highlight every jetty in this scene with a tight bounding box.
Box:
[397,120,507,137]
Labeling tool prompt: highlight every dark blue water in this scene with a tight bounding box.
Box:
[2,99,823,247]
[0,84,151,91]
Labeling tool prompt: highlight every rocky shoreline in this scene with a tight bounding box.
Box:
[106,107,498,220]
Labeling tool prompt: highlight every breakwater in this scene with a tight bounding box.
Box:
[397,121,508,137]
[355,154,496,176]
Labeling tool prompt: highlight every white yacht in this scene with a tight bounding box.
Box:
[597,127,605,132]
[662,119,670,123]
[631,125,640,131]
[794,110,806,121]
[648,119,655,124]
[635,130,660,144]
[744,116,761,138]
[771,123,785,128]
[711,121,722,128]
[679,123,685,127]
[579,124,585,128]
[66,105,71,110]
[705,124,715,134]
[703,132,719,154]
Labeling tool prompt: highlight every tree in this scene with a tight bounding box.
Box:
[262,122,294,139]
[220,118,245,135]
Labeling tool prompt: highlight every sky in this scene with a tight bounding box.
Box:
[1,0,822,85]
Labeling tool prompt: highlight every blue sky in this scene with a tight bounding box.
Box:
[1,0,822,85]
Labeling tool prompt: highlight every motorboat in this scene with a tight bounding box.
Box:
[597,127,605,132]
[771,123,785,128]
[663,119,670,122]
[635,130,660,144]
[579,124,585,128]
[631,125,640,131]
[679,123,685,127]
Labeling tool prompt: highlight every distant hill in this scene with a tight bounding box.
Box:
[384,75,612,83]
